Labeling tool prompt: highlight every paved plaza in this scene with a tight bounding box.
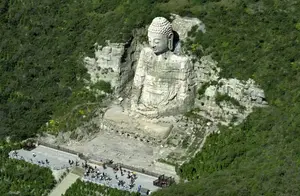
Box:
[82,163,159,194]
[9,145,82,170]
[8,145,161,195]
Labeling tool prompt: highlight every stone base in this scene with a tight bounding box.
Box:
[103,105,172,139]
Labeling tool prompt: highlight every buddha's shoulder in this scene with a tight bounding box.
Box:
[140,47,191,62]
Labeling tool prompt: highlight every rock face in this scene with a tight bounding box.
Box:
[216,78,267,106]
[193,56,267,125]
[194,55,220,84]
[170,13,206,39]
[84,41,134,94]
[83,14,268,137]
[131,47,196,117]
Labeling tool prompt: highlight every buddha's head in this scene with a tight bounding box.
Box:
[148,17,173,55]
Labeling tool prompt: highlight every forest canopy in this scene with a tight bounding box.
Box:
[1,0,300,195]
[0,0,167,140]
[0,141,56,195]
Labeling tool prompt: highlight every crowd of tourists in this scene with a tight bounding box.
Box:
[9,150,79,170]
[82,162,139,192]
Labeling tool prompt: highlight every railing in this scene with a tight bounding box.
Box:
[107,162,161,178]
[37,140,89,160]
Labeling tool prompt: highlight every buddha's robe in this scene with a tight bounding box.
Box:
[131,47,195,117]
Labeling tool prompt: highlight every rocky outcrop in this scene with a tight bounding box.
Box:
[194,55,220,85]
[84,41,125,87]
[192,56,267,126]
[216,78,267,106]
[84,39,142,94]
[170,13,206,39]
[83,14,268,135]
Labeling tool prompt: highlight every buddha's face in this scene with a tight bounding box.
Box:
[148,32,169,55]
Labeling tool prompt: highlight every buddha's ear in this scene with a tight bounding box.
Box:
[168,33,174,50]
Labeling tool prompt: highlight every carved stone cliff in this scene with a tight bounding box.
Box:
[55,14,271,171]
[130,47,196,117]
[83,14,268,139]
[129,16,204,118]
[84,38,141,94]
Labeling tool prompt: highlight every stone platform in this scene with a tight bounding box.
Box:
[102,105,173,139]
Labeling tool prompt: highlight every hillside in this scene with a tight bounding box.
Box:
[0,0,167,140]
[1,0,300,195]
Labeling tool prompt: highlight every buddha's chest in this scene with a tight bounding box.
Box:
[143,54,189,80]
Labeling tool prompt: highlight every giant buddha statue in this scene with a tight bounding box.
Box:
[131,17,196,118]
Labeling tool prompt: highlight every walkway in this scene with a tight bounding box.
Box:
[49,173,80,196]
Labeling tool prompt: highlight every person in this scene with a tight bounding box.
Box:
[129,183,134,189]
[131,176,135,184]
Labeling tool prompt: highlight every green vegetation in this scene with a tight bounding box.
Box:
[153,0,300,195]
[181,136,190,149]
[63,179,140,196]
[0,0,168,141]
[215,92,246,110]
[196,81,218,98]
[197,82,210,98]
[0,141,56,195]
[184,107,201,118]
[91,80,113,94]
[1,0,300,195]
